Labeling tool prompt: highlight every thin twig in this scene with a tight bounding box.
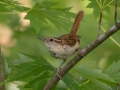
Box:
[114,0,118,26]
[43,22,120,90]
[98,11,103,38]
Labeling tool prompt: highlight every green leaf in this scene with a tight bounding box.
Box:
[103,0,120,7]
[10,63,53,81]
[104,60,120,82]
[17,86,31,90]
[4,57,11,77]
[0,3,9,12]
[0,0,29,12]
[75,65,116,83]
[62,73,81,90]
[33,0,59,9]
[25,1,75,33]
[10,53,34,66]
[80,78,112,90]
[24,71,52,90]
[91,78,112,90]
[87,0,100,18]
[87,0,120,19]
[9,54,54,81]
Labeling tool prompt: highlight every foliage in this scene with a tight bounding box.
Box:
[0,0,120,90]
[25,1,74,33]
[6,53,120,90]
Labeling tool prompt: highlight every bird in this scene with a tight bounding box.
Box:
[39,10,84,78]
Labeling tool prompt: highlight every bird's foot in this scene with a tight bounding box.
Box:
[56,68,61,79]
[78,48,84,57]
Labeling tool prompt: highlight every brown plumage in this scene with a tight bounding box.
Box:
[56,10,84,47]
[57,34,80,46]
[70,10,84,35]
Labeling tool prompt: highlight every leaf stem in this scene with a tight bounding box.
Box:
[96,0,101,8]
[103,0,107,6]
[103,0,114,8]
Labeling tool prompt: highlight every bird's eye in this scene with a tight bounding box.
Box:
[50,38,53,41]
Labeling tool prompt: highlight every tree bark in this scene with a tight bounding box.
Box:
[0,45,5,90]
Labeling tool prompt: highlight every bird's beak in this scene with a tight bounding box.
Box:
[38,38,47,42]
[38,37,44,41]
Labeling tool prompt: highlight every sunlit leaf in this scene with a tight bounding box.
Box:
[75,65,116,83]
[104,60,120,82]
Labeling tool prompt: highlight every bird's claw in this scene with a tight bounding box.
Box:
[56,68,61,79]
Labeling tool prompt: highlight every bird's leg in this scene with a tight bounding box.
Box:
[78,48,84,57]
[56,59,66,79]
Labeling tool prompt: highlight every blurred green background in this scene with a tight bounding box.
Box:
[1,0,120,76]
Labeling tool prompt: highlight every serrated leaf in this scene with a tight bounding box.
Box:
[24,71,52,90]
[9,54,54,81]
[91,78,112,90]
[87,0,100,18]
[0,0,29,12]
[103,0,120,7]
[104,60,120,82]
[24,54,52,65]
[4,57,11,77]
[62,73,81,90]
[80,78,112,90]
[87,0,119,19]
[10,64,53,81]
[75,65,116,83]
[10,53,34,66]
[33,0,59,9]
[25,1,75,33]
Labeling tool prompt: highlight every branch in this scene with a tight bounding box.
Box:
[0,45,5,90]
[114,0,118,26]
[116,83,120,90]
[43,22,120,90]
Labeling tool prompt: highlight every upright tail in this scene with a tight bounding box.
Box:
[70,10,84,35]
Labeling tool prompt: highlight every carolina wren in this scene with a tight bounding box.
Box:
[39,10,84,78]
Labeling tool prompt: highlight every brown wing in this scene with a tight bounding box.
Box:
[58,34,80,46]
[70,10,84,35]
